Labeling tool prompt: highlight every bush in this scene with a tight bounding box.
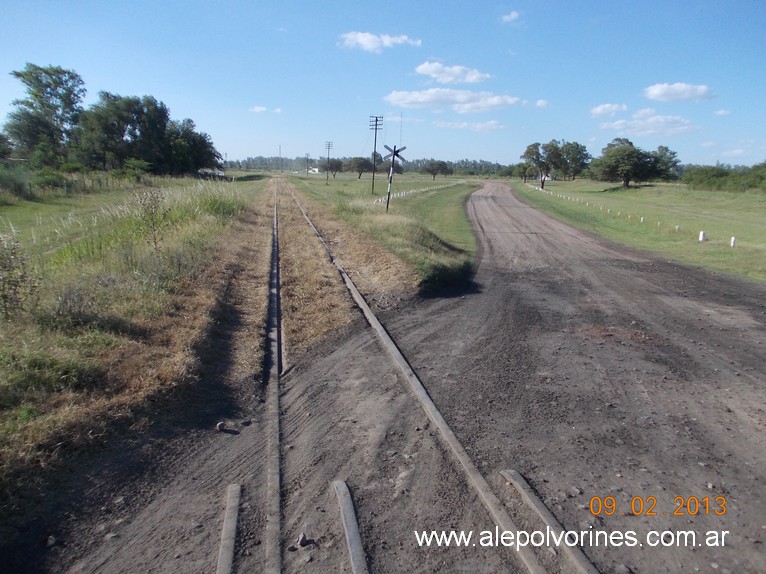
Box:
[33,168,66,189]
[0,163,33,198]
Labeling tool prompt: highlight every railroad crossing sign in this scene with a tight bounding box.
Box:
[383,145,406,213]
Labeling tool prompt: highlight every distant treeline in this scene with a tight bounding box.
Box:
[228,156,505,177]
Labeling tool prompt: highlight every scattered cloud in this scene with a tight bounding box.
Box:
[434,120,504,132]
[643,82,715,102]
[415,61,491,84]
[384,88,521,113]
[590,103,628,117]
[714,109,731,116]
[535,99,550,108]
[501,11,521,23]
[600,108,695,136]
[339,31,421,53]
[700,141,716,148]
[250,106,281,114]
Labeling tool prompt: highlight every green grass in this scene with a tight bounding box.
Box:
[288,172,480,290]
[513,179,766,282]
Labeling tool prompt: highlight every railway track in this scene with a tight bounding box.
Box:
[212,177,599,573]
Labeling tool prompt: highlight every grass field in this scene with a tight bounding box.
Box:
[288,172,480,290]
[513,179,766,283]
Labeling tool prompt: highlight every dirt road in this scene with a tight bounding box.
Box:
[28,180,766,573]
[382,181,766,572]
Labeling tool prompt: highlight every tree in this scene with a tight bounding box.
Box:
[5,64,85,165]
[166,118,221,175]
[651,145,680,181]
[521,143,549,188]
[591,138,656,188]
[560,141,591,180]
[542,140,564,180]
[344,157,374,179]
[325,158,343,178]
[421,160,451,180]
[73,91,140,170]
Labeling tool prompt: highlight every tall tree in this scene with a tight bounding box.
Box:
[521,142,549,188]
[133,96,171,172]
[166,118,221,175]
[73,92,140,170]
[591,138,656,188]
[344,157,374,179]
[5,64,85,165]
[560,141,591,180]
[542,140,564,179]
[651,145,680,180]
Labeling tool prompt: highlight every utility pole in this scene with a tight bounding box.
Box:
[305,153,310,176]
[369,115,383,195]
[325,141,333,183]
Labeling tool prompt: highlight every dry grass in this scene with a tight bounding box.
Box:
[279,179,420,308]
[0,184,273,524]
[276,179,358,358]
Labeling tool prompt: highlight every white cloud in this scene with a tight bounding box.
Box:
[600,108,695,136]
[643,82,714,102]
[384,88,521,113]
[501,11,520,23]
[535,99,550,108]
[415,61,490,84]
[339,31,421,53]
[434,120,504,132]
[713,109,731,116]
[590,103,628,117]
[250,106,281,114]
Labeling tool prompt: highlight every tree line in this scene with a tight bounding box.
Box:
[518,138,681,189]
[0,63,221,175]
[679,162,766,192]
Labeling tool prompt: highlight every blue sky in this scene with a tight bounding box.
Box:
[2,1,765,166]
